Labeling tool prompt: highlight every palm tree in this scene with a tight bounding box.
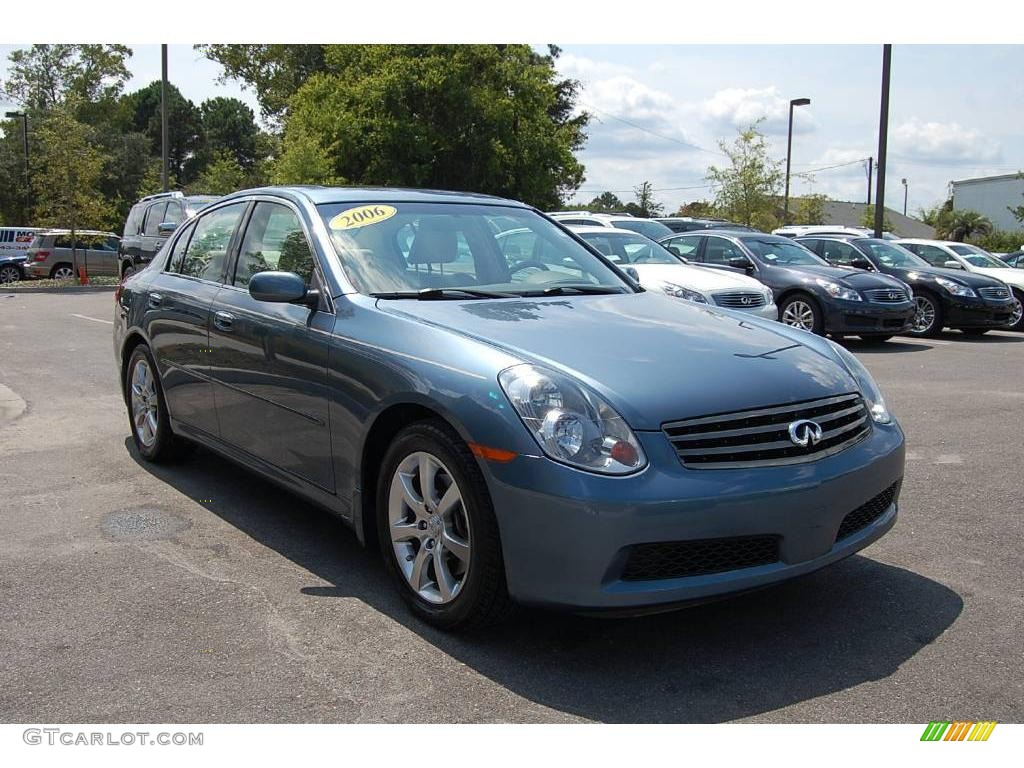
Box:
[946,210,993,242]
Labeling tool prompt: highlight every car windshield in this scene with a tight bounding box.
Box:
[576,231,681,265]
[317,202,632,297]
[852,239,928,268]
[740,237,825,266]
[948,244,1007,268]
[608,219,674,239]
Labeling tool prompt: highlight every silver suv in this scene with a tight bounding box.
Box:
[25,230,122,279]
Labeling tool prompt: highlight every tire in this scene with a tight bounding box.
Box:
[50,263,75,280]
[125,345,193,462]
[779,293,824,335]
[121,263,136,280]
[860,334,894,343]
[376,419,514,630]
[907,291,943,337]
[0,265,20,284]
[1006,290,1024,332]
[961,328,989,336]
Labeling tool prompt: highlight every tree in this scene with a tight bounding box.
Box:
[190,151,246,195]
[859,205,895,232]
[632,181,664,218]
[674,200,717,217]
[199,97,259,169]
[706,121,783,230]
[121,81,204,183]
[271,125,344,186]
[1,44,131,114]
[946,209,993,242]
[30,107,113,231]
[587,191,624,212]
[795,193,830,225]
[225,45,588,208]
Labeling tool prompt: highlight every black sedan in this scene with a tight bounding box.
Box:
[660,231,916,341]
[796,236,1019,335]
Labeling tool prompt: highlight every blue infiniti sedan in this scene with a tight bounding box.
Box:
[114,186,905,629]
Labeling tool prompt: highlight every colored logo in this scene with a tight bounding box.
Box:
[920,721,997,741]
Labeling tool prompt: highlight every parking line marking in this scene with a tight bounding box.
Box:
[70,313,114,326]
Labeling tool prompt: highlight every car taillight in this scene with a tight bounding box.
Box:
[32,250,50,261]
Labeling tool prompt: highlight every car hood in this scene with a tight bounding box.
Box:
[886,264,1009,288]
[378,291,857,430]
[968,266,1024,288]
[630,263,768,294]
[777,263,904,288]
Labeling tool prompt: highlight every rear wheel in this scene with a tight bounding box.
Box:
[125,345,193,462]
[0,264,20,283]
[779,293,824,335]
[121,263,136,280]
[907,292,943,337]
[50,263,75,280]
[377,419,513,630]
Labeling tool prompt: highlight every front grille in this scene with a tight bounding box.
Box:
[864,287,910,303]
[835,481,900,542]
[978,286,1011,301]
[713,291,767,309]
[663,393,871,469]
[621,535,780,581]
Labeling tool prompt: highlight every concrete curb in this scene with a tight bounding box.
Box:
[2,284,117,294]
[0,382,27,428]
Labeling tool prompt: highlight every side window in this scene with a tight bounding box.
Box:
[798,239,820,255]
[916,245,950,267]
[143,202,167,236]
[54,235,74,249]
[124,205,145,237]
[559,219,595,227]
[703,237,744,265]
[180,203,246,282]
[234,203,316,287]
[664,236,700,259]
[163,202,184,226]
[820,241,859,266]
[105,236,121,251]
[167,220,197,272]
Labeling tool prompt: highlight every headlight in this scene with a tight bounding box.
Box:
[828,341,893,424]
[934,276,976,297]
[498,364,647,475]
[658,281,708,303]
[816,278,862,302]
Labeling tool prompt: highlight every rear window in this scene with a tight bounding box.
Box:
[609,219,673,239]
[124,204,146,237]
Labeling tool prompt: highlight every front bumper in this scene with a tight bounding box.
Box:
[483,420,904,611]
[736,301,778,321]
[823,299,916,335]
[943,295,1015,328]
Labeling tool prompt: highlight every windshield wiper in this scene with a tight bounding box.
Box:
[536,285,625,296]
[370,287,516,300]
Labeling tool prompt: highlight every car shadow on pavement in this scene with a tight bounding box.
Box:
[937,331,1023,343]
[841,339,933,353]
[127,439,963,723]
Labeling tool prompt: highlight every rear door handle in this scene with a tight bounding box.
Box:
[148,292,163,308]
[213,311,235,331]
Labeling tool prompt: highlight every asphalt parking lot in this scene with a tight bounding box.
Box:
[1,290,1022,723]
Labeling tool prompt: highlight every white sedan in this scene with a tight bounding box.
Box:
[569,225,777,320]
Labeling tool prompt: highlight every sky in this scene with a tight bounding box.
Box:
[1,43,1021,217]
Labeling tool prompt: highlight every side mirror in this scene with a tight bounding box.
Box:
[944,260,963,270]
[249,271,318,307]
[727,256,752,272]
[851,258,873,270]
[157,221,178,236]
[622,266,640,282]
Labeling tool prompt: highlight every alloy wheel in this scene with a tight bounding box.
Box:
[129,358,159,448]
[0,265,19,283]
[52,266,75,280]
[1010,298,1023,328]
[388,451,471,605]
[781,300,815,331]
[912,296,936,334]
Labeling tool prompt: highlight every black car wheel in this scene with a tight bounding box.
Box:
[121,264,136,280]
[125,345,193,462]
[908,292,943,337]
[376,419,514,630]
[0,264,20,283]
[779,293,824,335]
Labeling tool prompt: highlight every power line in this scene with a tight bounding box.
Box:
[579,103,727,157]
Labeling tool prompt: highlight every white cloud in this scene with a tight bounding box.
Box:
[556,53,632,81]
[698,87,816,136]
[891,120,1001,164]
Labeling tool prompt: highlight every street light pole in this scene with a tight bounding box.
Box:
[783,97,811,225]
[5,110,30,222]
[161,44,169,193]
[902,178,908,216]
[874,45,893,238]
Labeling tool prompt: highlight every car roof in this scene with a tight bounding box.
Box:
[895,238,946,245]
[568,225,652,237]
[38,229,118,237]
[218,186,529,208]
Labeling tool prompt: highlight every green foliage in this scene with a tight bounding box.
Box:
[945,209,993,242]
[673,200,717,217]
[795,194,829,225]
[121,81,205,183]
[30,107,113,230]
[587,191,624,212]
[276,44,587,209]
[199,97,259,169]
[189,151,247,195]
[1,44,131,114]
[632,181,664,218]
[706,121,783,231]
[271,125,344,186]
[859,204,895,232]
[969,229,1024,253]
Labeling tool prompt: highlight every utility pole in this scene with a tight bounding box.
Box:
[783,97,811,225]
[161,44,169,193]
[874,45,892,238]
[865,156,873,206]
[5,111,30,222]
[902,178,908,216]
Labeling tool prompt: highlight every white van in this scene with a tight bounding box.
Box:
[0,227,41,257]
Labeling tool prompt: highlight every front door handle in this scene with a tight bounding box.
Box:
[213,311,235,331]
[148,292,163,308]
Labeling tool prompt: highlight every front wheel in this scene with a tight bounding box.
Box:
[50,263,75,280]
[1006,291,1024,331]
[377,419,513,630]
[779,294,824,335]
[0,264,20,283]
[907,292,943,337]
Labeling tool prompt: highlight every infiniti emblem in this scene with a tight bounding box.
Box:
[888,291,899,300]
[787,419,823,448]
[741,295,753,305]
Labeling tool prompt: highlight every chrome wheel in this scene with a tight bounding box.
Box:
[912,296,937,334]
[388,451,471,605]
[781,299,816,331]
[1009,298,1023,328]
[0,265,19,283]
[129,358,159,448]
[52,265,75,280]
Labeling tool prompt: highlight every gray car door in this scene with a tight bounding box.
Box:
[144,202,249,439]
[206,200,335,492]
